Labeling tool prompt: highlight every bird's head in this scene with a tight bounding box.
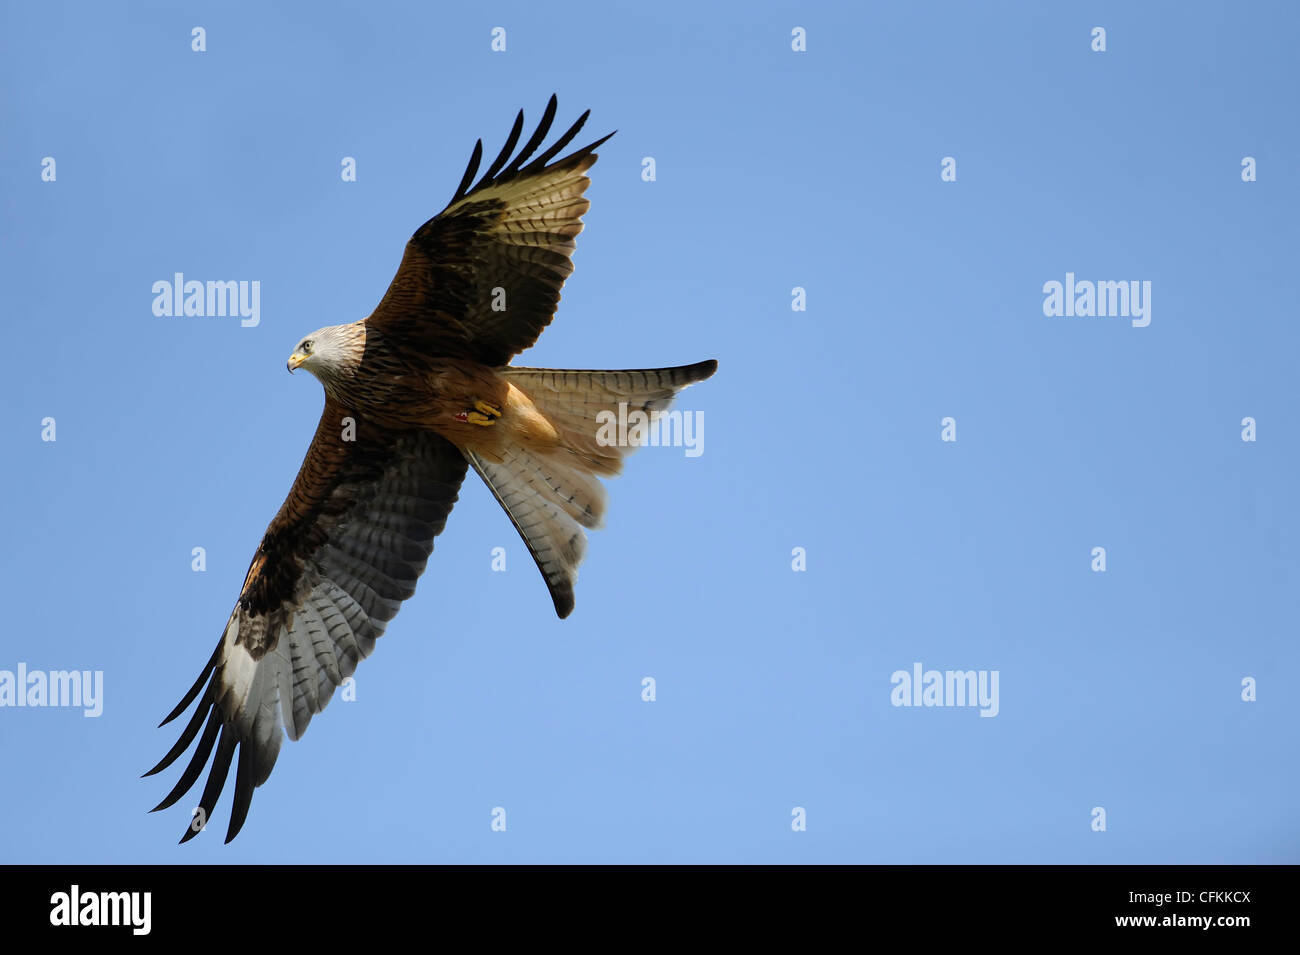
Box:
[287,323,364,383]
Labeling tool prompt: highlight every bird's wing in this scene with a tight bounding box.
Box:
[146,399,468,843]
[366,95,613,365]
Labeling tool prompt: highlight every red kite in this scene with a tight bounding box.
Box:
[146,97,716,843]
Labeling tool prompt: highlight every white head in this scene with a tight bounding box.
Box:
[286,323,365,384]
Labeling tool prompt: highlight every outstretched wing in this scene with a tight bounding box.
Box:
[146,400,468,843]
[366,95,614,365]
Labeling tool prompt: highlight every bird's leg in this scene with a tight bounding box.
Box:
[454,400,503,427]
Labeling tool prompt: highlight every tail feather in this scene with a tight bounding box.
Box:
[465,446,589,617]
[471,359,716,616]
[501,360,717,474]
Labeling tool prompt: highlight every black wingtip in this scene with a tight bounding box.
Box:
[158,644,221,727]
[471,107,526,195]
[576,129,617,161]
[150,706,221,813]
[144,670,219,778]
[500,95,560,179]
[450,98,615,206]
[224,741,255,844]
[524,108,590,172]
[177,725,237,844]
[452,138,484,203]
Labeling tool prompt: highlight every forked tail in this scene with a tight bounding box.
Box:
[465,359,717,616]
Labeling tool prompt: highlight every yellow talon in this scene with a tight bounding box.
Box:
[466,411,496,426]
[474,400,502,418]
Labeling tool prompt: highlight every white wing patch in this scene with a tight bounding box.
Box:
[148,430,466,843]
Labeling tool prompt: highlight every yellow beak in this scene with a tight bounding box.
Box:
[287,353,306,373]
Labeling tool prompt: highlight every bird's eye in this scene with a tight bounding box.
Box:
[301,340,313,354]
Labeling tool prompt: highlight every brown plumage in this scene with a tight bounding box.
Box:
[146,97,717,844]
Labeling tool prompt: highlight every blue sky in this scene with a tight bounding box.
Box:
[2,1,1296,863]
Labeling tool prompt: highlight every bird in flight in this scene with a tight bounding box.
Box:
[146,97,716,844]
